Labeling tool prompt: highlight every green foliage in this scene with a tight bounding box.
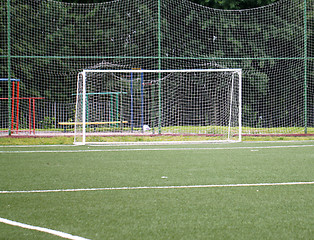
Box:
[39,116,56,129]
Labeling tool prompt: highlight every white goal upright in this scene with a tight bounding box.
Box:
[74,69,242,145]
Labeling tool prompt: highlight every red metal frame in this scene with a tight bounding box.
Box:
[0,81,44,134]
[9,81,20,132]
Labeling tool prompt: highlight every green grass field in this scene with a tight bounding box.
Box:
[0,142,313,239]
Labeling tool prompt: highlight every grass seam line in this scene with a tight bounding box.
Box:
[1,181,313,194]
[0,217,90,240]
[0,144,314,153]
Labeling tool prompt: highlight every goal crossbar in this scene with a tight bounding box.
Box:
[82,69,242,74]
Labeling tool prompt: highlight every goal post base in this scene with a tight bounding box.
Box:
[77,140,240,146]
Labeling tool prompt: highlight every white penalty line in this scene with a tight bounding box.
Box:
[0,217,90,240]
[0,144,314,153]
[1,182,313,194]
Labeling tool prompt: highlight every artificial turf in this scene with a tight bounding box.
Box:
[0,142,313,239]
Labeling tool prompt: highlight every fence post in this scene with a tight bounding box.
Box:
[7,0,12,135]
[304,0,308,134]
[158,0,162,134]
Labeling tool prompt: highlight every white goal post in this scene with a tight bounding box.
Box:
[74,69,242,145]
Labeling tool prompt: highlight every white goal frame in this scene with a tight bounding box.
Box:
[74,69,242,145]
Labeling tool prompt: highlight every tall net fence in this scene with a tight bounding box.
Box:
[0,0,313,137]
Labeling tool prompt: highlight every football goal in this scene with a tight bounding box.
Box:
[74,69,242,145]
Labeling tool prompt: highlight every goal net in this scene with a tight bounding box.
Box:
[74,69,242,145]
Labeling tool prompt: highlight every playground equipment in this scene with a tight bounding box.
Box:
[0,78,44,134]
[67,91,128,131]
[75,68,146,132]
[83,92,127,124]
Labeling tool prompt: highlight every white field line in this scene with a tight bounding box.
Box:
[1,140,314,148]
[1,182,313,194]
[1,141,313,148]
[0,144,313,153]
[0,217,90,240]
